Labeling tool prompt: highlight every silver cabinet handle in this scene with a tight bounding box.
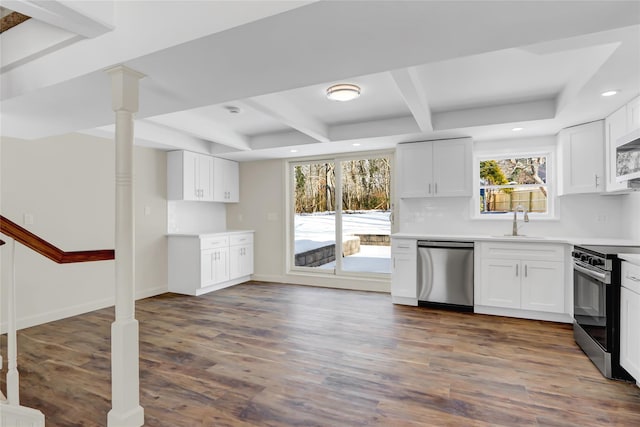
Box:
[627,275,640,282]
[428,183,431,194]
[595,174,600,188]
[516,264,519,277]
[435,182,438,194]
[525,264,528,277]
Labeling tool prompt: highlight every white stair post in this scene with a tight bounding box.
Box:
[6,239,19,405]
[106,65,145,427]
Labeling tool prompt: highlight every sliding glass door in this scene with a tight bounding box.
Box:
[290,154,391,276]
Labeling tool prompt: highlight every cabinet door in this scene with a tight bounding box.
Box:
[391,239,417,303]
[213,158,240,202]
[559,120,605,194]
[432,139,472,197]
[605,107,629,192]
[479,259,520,308]
[627,96,640,131]
[199,154,214,201]
[230,244,253,279]
[183,151,201,200]
[200,249,215,287]
[212,247,230,284]
[520,260,564,313]
[620,287,640,381]
[396,142,433,198]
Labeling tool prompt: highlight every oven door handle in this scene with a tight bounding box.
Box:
[574,262,608,283]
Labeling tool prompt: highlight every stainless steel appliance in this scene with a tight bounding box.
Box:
[417,241,474,311]
[573,244,640,380]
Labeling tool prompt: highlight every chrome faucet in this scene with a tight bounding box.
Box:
[512,205,529,236]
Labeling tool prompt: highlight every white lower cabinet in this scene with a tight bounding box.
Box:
[391,238,418,305]
[169,231,254,296]
[620,261,640,384]
[229,233,254,280]
[476,242,567,321]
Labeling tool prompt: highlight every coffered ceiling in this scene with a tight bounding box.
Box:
[1,1,639,162]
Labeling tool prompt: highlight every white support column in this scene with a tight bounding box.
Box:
[106,65,145,427]
[6,239,19,405]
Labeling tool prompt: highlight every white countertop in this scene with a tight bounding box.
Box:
[391,233,640,247]
[619,253,640,266]
[167,230,254,238]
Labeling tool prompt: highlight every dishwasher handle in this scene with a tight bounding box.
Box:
[418,241,474,249]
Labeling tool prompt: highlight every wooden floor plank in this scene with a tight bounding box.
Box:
[2,281,640,426]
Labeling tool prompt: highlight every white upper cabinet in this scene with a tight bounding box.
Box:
[628,96,640,131]
[558,120,605,195]
[213,157,239,203]
[603,95,640,192]
[605,106,629,192]
[396,138,472,198]
[167,150,213,201]
[168,151,239,203]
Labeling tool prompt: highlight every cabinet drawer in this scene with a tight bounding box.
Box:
[392,238,417,255]
[622,261,640,294]
[230,233,253,246]
[479,242,564,261]
[200,236,229,250]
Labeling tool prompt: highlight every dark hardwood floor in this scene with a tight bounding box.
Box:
[2,281,640,426]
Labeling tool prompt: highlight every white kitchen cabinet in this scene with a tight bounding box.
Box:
[628,96,640,131]
[620,261,640,384]
[604,95,640,192]
[396,138,472,198]
[605,106,629,192]
[213,157,240,203]
[558,120,605,195]
[391,238,418,305]
[476,242,566,320]
[229,233,254,280]
[479,259,521,309]
[167,150,214,201]
[168,231,254,296]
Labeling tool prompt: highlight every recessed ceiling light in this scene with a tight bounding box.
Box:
[290,149,298,153]
[326,83,361,102]
[512,127,524,132]
[601,90,618,97]
[352,143,361,147]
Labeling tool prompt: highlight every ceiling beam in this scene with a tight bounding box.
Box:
[432,99,556,130]
[3,0,114,38]
[145,112,252,151]
[243,96,330,143]
[390,68,433,132]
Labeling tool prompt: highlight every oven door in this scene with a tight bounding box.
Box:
[573,262,613,352]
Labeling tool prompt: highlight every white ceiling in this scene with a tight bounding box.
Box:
[1,1,639,162]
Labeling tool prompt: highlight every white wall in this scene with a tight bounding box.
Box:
[167,200,227,234]
[1,133,168,330]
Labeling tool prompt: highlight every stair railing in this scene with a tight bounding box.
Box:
[0,215,114,424]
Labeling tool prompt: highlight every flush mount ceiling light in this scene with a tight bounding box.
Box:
[512,127,524,132]
[326,83,361,102]
[601,90,618,97]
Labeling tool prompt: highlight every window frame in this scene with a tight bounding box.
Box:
[472,149,556,220]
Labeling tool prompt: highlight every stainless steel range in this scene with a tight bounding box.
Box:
[573,244,640,380]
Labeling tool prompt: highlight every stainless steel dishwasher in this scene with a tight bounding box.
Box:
[417,241,474,311]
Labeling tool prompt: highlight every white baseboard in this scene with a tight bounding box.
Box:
[0,284,168,333]
[474,305,573,323]
[251,273,391,293]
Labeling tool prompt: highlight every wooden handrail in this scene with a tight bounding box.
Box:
[0,215,114,263]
